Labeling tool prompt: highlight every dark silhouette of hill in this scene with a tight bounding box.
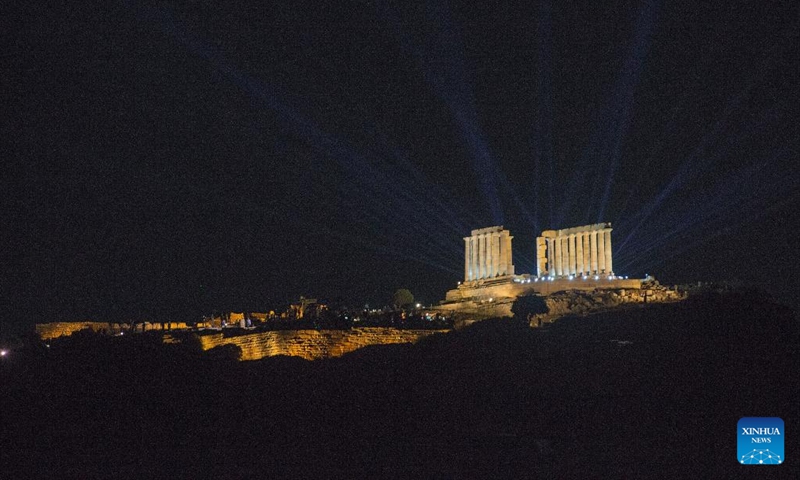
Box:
[2,292,798,478]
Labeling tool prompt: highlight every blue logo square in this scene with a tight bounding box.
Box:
[738,417,784,465]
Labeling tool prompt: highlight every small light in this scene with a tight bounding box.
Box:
[415,303,421,308]
[582,276,587,280]
[0,350,7,357]
[594,276,599,280]
[489,298,493,302]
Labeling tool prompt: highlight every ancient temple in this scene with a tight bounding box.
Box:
[535,223,613,278]
[439,222,639,320]
[463,226,514,282]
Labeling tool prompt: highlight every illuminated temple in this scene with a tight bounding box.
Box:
[438,223,643,318]
[536,223,614,278]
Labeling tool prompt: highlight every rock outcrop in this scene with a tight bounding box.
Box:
[529,282,685,325]
[194,327,447,361]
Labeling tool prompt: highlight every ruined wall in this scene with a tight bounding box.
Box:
[36,322,190,341]
[36,322,112,340]
[195,328,447,361]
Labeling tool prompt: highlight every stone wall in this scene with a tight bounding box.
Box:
[195,328,447,361]
[445,277,645,303]
[36,321,190,341]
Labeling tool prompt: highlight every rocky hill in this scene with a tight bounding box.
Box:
[2,291,797,478]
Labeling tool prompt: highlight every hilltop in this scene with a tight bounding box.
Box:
[2,290,797,478]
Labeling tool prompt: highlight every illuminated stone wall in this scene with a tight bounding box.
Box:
[195,328,447,361]
[444,277,645,303]
[36,321,190,341]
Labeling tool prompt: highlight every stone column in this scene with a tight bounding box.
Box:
[576,232,584,275]
[568,234,577,276]
[492,233,500,278]
[471,235,478,280]
[505,233,514,276]
[470,236,475,280]
[499,234,506,276]
[472,236,478,280]
[487,234,493,279]
[506,233,512,276]
[472,235,481,280]
[597,228,606,274]
[488,234,494,278]
[545,238,552,276]
[554,235,562,276]
[583,233,590,275]
[535,237,546,277]
[484,234,491,278]
[590,231,598,274]
[464,237,470,281]
[554,237,560,277]
[478,234,486,280]
[487,234,494,278]
[486,234,493,278]
[604,229,613,275]
[505,233,511,276]
[561,236,569,276]
[494,233,503,277]
[507,233,513,275]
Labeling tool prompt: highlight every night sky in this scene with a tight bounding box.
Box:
[4,0,798,326]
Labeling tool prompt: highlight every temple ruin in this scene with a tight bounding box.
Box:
[463,226,515,281]
[536,223,613,278]
[438,222,647,320]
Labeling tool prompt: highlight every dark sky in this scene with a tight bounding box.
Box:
[4,0,798,325]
